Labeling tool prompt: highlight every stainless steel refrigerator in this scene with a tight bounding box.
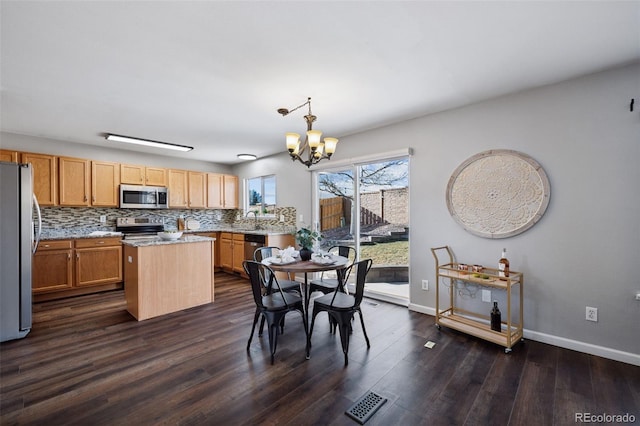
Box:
[1,161,41,342]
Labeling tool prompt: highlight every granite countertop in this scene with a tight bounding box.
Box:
[121,235,214,248]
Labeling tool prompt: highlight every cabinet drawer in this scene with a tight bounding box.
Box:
[75,237,122,248]
[232,233,245,241]
[38,240,73,250]
[220,232,232,240]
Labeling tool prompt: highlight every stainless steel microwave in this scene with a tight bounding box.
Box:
[119,184,169,209]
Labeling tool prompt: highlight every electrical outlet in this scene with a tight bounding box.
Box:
[635,292,640,301]
[280,214,285,222]
[99,215,106,223]
[586,306,598,322]
[299,214,304,222]
[481,289,491,302]
[421,280,428,290]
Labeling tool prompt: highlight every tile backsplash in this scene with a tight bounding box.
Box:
[39,206,297,237]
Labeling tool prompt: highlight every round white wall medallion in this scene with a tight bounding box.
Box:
[446,149,550,238]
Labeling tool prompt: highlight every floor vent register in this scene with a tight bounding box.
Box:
[345,390,387,424]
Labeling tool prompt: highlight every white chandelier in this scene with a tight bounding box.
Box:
[277,97,338,168]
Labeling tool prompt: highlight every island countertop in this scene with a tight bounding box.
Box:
[120,235,214,248]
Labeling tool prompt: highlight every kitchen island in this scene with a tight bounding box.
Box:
[122,235,215,321]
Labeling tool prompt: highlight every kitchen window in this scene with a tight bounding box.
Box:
[246,175,276,216]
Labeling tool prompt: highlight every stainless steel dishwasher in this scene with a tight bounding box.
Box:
[244,234,266,262]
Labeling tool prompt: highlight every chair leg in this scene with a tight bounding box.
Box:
[247,310,260,350]
[357,309,370,348]
[266,314,280,365]
[301,308,310,360]
[258,315,265,337]
[334,314,351,366]
[308,306,319,351]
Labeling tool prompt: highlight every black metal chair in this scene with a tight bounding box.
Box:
[307,258,372,366]
[308,245,356,296]
[243,260,309,364]
[253,246,301,295]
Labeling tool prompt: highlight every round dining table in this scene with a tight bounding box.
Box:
[261,255,350,322]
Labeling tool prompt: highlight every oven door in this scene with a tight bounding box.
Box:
[120,185,168,209]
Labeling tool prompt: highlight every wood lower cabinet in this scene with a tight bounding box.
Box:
[219,232,245,275]
[219,233,233,270]
[232,233,245,274]
[32,240,74,293]
[33,238,124,301]
[75,238,123,286]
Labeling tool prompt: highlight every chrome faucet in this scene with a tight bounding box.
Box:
[246,210,260,230]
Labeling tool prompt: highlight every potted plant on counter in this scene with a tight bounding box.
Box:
[295,227,321,261]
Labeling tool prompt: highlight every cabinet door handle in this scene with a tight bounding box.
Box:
[68,253,71,260]
[84,195,87,202]
[97,241,105,244]
[76,253,80,260]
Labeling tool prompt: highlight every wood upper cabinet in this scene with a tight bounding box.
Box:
[0,149,19,162]
[59,156,91,206]
[32,240,74,293]
[188,171,206,208]
[92,161,120,207]
[223,175,239,209]
[168,169,188,208]
[168,169,206,208]
[207,173,238,209]
[120,164,167,186]
[145,167,167,186]
[21,152,57,205]
[75,238,123,287]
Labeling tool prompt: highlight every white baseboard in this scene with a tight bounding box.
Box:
[408,303,639,366]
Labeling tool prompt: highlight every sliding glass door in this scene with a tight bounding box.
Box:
[315,157,409,304]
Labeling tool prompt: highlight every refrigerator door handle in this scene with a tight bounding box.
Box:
[32,194,42,254]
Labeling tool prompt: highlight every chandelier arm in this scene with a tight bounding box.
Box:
[285,97,312,116]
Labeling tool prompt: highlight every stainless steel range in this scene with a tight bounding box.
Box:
[116,217,165,240]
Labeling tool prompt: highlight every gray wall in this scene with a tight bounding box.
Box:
[234,63,640,361]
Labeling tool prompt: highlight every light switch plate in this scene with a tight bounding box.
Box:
[482,289,491,302]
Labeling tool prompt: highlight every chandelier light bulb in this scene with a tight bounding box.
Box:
[307,130,322,149]
[286,133,300,152]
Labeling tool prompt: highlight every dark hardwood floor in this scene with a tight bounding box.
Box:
[1,273,638,425]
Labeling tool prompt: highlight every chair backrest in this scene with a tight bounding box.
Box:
[350,258,372,307]
[328,245,357,282]
[329,245,356,262]
[253,246,279,262]
[330,258,372,307]
[243,260,287,308]
[253,246,283,285]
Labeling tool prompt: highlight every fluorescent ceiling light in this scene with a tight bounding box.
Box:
[106,133,193,152]
[237,154,257,160]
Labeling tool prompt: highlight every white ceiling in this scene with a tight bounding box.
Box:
[1,1,639,164]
